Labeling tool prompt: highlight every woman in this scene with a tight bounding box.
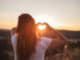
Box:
[16,13,53,60]
[15,13,67,60]
[16,13,37,60]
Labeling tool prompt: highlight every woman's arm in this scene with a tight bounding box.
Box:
[51,29,68,41]
[42,27,68,48]
[43,27,68,40]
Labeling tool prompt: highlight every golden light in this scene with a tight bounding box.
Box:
[36,23,47,37]
[33,15,60,28]
[37,24,47,31]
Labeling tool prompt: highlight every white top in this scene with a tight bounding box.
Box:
[30,37,53,60]
[11,34,17,60]
[11,35,53,60]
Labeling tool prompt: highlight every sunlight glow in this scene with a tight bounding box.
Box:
[33,15,61,28]
[34,15,48,23]
[37,24,47,30]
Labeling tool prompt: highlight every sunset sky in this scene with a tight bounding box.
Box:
[0,0,80,31]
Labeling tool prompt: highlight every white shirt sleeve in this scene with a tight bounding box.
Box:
[11,34,17,60]
[11,34,17,50]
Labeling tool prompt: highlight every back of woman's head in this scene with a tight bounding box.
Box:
[16,13,37,60]
[17,13,35,33]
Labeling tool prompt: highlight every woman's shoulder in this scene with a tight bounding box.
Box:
[11,33,17,41]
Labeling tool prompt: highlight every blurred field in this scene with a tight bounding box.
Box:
[0,29,13,60]
[0,29,80,60]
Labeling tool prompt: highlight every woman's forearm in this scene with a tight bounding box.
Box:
[52,29,68,41]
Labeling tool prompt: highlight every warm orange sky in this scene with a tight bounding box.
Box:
[0,17,80,31]
[0,0,80,31]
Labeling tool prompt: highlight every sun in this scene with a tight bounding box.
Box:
[37,24,47,30]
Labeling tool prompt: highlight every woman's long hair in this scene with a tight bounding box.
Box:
[16,13,37,60]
